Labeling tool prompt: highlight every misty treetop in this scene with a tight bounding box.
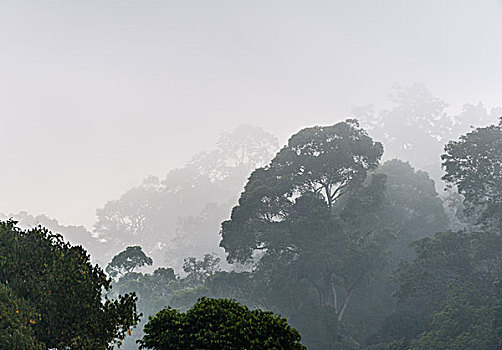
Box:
[4,84,501,275]
[216,120,392,348]
[442,117,502,229]
[93,125,279,271]
[354,83,502,182]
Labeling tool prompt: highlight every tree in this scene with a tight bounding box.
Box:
[138,297,306,350]
[386,121,502,349]
[219,121,388,349]
[272,119,383,214]
[393,231,488,309]
[364,311,427,350]
[409,291,499,350]
[189,124,279,182]
[354,83,450,179]
[220,119,384,263]
[442,118,502,229]
[182,253,221,288]
[167,202,231,271]
[106,246,153,278]
[0,220,140,349]
[94,184,161,253]
[374,159,448,262]
[0,211,107,265]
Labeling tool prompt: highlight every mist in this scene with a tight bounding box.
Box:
[1,0,501,227]
[1,1,502,349]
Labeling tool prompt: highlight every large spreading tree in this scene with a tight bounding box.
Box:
[220,120,388,348]
[220,119,384,262]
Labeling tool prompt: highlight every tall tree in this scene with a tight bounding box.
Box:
[220,121,387,349]
[221,119,384,263]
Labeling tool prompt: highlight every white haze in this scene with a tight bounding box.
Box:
[1,0,501,228]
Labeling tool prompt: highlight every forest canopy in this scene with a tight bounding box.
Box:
[2,88,502,349]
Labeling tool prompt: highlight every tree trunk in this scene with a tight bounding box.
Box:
[337,288,355,322]
[325,185,334,215]
[331,278,338,312]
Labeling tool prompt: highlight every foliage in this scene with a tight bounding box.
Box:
[0,220,140,349]
[391,229,502,348]
[220,119,384,263]
[376,160,447,245]
[364,311,427,350]
[385,230,502,349]
[409,289,499,350]
[92,117,502,350]
[384,119,502,349]
[94,182,162,253]
[341,160,448,341]
[270,119,383,213]
[219,120,389,349]
[442,118,502,228]
[0,283,45,349]
[182,253,221,288]
[106,245,153,278]
[110,267,182,350]
[138,297,306,350]
[0,211,107,265]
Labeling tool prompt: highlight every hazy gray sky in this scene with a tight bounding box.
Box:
[1,0,501,228]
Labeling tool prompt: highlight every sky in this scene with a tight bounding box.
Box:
[1,0,501,228]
